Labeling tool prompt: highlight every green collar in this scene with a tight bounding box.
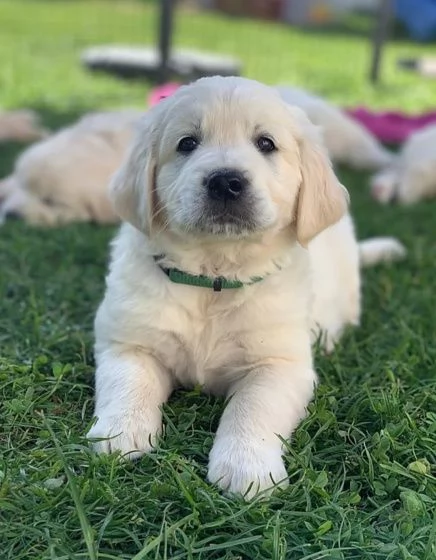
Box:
[154,256,264,292]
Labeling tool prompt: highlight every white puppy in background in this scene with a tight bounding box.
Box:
[0,110,140,225]
[0,109,49,143]
[87,76,404,499]
[370,124,436,205]
[276,86,393,171]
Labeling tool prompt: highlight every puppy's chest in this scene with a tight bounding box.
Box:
[152,291,248,391]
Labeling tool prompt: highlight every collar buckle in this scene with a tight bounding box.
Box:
[213,277,223,292]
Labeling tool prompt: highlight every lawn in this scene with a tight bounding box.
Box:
[0,1,435,559]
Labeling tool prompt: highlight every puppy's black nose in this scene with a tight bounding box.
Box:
[4,210,21,221]
[206,170,247,201]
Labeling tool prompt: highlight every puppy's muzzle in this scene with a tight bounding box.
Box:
[205,169,247,202]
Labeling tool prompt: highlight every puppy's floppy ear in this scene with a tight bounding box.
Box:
[109,111,160,236]
[292,109,349,247]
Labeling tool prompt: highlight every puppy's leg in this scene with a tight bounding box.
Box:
[208,362,316,499]
[87,348,173,459]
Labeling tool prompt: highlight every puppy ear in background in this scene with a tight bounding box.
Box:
[109,112,160,236]
[291,108,349,247]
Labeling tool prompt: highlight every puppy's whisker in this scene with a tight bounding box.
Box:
[151,211,172,235]
[148,180,179,230]
[150,204,167,222]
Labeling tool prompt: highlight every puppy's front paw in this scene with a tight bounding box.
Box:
[208,437,289,500]
[87,410,162,460]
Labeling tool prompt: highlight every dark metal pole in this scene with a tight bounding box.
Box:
[369,0,392,84]
[158,0,174,84]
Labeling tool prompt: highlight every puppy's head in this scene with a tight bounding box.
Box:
[111,76,348,247]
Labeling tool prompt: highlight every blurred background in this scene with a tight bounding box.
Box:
[1,0,436,132]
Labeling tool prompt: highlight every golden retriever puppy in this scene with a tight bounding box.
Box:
[87,77,404,499]
[0,109,49,142]
[0,111,140,225]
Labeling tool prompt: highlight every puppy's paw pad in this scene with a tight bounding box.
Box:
[87,412,162,460]
[208,438,288,500]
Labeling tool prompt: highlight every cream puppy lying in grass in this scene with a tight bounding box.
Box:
[87,76,404,499]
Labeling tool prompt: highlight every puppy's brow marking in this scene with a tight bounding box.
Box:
[182,122,202,140]
[253,124,269,135]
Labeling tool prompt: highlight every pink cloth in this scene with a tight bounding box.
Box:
[347,107,436,144]
[148,83,181,106]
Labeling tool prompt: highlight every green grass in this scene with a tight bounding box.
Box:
[0,1,435,559]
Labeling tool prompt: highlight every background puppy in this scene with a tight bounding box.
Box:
[87,76,404,499]
[0,110,140,225]
[370,124,436,204]
[276,86,393,171]
[0,109,49,143]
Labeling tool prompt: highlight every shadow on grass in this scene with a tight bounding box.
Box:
[216,8,410,42]
[0,142,26,177]
[298,15,409,41]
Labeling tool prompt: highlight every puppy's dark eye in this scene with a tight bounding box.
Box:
[256,136,276,154]
[177,136,199,154]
